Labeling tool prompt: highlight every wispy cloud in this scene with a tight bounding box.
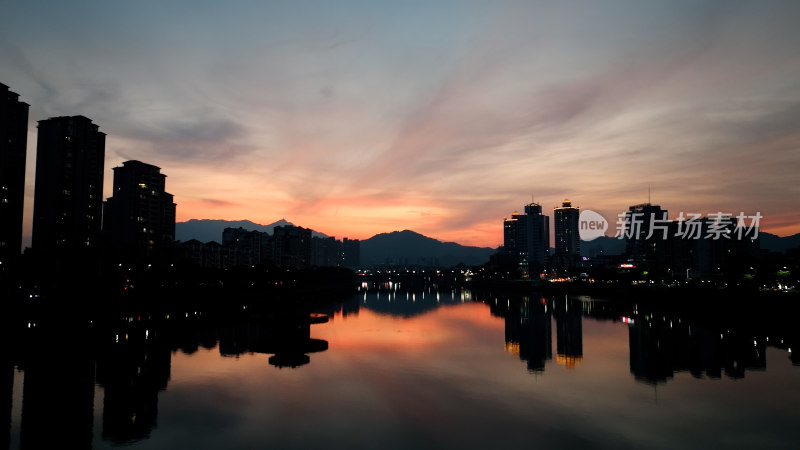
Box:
[3,0,800,247]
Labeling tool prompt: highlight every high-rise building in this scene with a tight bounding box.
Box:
[623,203,668,271]
[32,115,105,257]
[524,202,550,274]
[0,83,29,268]
[503,202,550,276]
[503,212,525,267]
[273,225,312,268]
[311,236,341,267]
[103,160,176,262]
[553,199,580,270]
[342,238,360,269]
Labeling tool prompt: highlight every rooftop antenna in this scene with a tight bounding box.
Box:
[648,185,651,204]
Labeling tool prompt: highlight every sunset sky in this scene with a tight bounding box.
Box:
[2,0,799,248]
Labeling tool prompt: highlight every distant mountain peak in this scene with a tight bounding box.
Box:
[176,218,326,243]
[361,229,493,268]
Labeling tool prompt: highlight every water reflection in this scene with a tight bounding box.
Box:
[629,312,769,384]
[3,302,330,448]
[217,311,328,369]
[486,295,553,372]
[346,287,798,385]
[95,322,170,443]
[12,321,96,449]
[2,288,799,449]
[554,297,583,369]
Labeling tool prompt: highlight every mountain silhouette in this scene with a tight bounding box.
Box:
[360,230,495,268]
[176,219,327,243]
[759,232,800,253]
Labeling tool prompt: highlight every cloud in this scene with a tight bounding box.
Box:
[4,0,800,248]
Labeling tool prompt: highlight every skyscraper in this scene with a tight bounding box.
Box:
[503,202,550,276]
[503,212,526,268]
[32,115,105,257]
[0,83,29,268]
[103,160,176,262]
[524,202,550,275]
[553,199,580,270]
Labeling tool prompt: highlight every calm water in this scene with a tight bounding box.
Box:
[4,288,800,449]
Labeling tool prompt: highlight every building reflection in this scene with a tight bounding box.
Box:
[505,297,552,372]
[553,297,583,369]
[2,352,12,450]
[477,292,795,384]
[316,294,360,319]
[628,313,767,384]
[217,308,329,369]
[95,320,171,443]
[1,296,334,448]
[481,294,553,373]
[17,322,96,449]
[3,290,798,448]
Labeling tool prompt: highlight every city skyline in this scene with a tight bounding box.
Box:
[2,1,800,249]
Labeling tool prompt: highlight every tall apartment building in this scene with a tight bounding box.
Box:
[623,203,668,271]
[273,225,312,268]
[32,115,105,257]
[342,237,361,269]
[503,202,550,276]
[103,160,176,262]
[0,83,29,268]
[553,199,580,270]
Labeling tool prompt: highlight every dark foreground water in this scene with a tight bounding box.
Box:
[4,288,799,449]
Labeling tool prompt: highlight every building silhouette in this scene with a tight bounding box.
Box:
[524,202,550,275]
[311,236,341,267]
[221,226,270,267]
[623,203,669,272]
[103,160,176,263]
[273,225,312,268]
[614,204,760,280]
[502,202,550,277]
[0,83,29,270]
[553,199,580,271]
[32,115,105,259]
[342,237,360,269]
[503,212,523,264]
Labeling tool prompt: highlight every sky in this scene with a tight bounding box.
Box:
[2,0,799,249]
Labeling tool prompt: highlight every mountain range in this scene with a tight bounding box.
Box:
[360,230,496,267]
[176,219,328,243]
[175,219,497,268]
[175,219,800,268]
